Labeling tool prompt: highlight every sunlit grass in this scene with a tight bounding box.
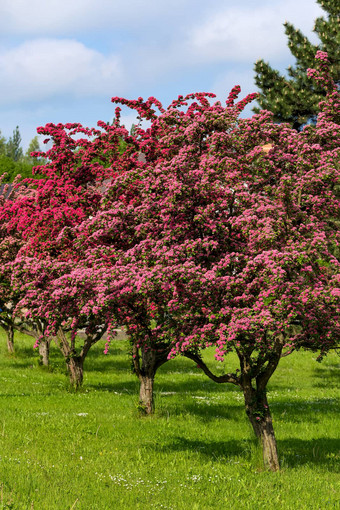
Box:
[0,330,339,509]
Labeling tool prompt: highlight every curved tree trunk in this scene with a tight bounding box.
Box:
[38,338,50,366]
[243,384,280,471]
[67,356,84,389]
[6,324,14,353]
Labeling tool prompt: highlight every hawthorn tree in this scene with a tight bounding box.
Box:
[8,111,176,395]
[0,209,19,353]
[132,51,339,471]
[0,176,54,362]
[0,176,31,353]
[4,123,116,385]
[6,117,151,385]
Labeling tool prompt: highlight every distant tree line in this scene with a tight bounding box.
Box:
[0,126,43,183]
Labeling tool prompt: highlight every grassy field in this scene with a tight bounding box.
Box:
[0,330,339,510]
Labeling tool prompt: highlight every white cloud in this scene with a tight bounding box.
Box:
[0,39,124,104]
[119,0,324,91]
[0,0,200,35]
[187,0,323,64]
[0,0,120,34]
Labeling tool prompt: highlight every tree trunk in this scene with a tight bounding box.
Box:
[67,356,84,389]
[38,339,50,366]
[243,384,280,472]
[139,374,155,414]
[6,324,14,353]
[138,348,157,414]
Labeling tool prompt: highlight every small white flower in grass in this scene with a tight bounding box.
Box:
[76,413,88,416]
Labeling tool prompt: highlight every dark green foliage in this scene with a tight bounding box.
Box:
[253,0,340,130]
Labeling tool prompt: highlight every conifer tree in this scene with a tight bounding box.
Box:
[253,0,339,130]
[6,126,23,161]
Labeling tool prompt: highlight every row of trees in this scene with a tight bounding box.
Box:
[0,127,42,183]
[0,52,339,473]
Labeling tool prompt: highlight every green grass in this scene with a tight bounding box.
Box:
[0,330,339,510]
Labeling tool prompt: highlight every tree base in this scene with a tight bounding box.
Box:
[67,357,84,389]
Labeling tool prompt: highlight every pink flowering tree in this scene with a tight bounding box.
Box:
[6,122,121,384]
[0,176,24,353]
[9,117,156,383]
[9,108,179,394]
[119,51,338,471]
[0,176,52,361]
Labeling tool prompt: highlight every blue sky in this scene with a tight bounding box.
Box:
[0,0,323,151]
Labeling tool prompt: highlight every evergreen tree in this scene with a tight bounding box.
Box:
[6,126,23,161]
[253,0,340,130]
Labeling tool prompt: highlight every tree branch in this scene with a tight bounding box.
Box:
[183,351,240,387]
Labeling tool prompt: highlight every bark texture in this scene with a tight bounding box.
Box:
[243,384,280,472]
[56,327,106,390]
[67,356,84,389]
[139,373,155,414]
[138,348,156,414]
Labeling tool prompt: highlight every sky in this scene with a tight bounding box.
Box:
[0,0,323,151]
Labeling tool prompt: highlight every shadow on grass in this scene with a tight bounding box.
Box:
[84,358,132,373]
[85,352,199,374]
[312,363,340,389]
[154,394,339,426]
[150,435,340,470]
[270,397,340,423]
[157,378,237,394]
[150,435,254,462]
[279,437,340,470]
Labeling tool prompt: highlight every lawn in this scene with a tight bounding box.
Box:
[0,330,339,509]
